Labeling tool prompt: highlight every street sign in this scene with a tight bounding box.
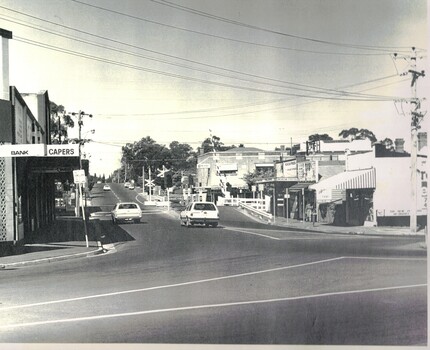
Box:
[0,144,45,157]
[197,163,210,169]
[73,169,86,184]
[46,144,79,157]
[157,165,169,178]
[145,179,155,187]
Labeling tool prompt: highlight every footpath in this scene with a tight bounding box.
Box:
[1,206,427,269]
[0,211,135,269]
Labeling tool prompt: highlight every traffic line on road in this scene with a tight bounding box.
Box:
[0,257,344,311]
[223,227,282,240]
[345,256,427,261]
[223,227,371,240]
[0,283,426,330]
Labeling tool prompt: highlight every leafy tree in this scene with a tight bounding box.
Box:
[121,137,196,188]
[200,135,236,153]
[308,133,333,142]
[168,141,196,170]
[338,127,377,143]
[50,102,75,143]
[242,168,274,189]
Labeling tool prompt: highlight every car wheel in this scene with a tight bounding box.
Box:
[112,217,117,225]
[134,219,140,224]
[211,222,218,228]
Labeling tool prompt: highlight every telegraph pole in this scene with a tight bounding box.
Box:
[395,48,426,233]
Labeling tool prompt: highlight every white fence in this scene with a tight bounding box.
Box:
[217,197,268,210]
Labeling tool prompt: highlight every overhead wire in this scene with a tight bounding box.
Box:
[15,36,402,102]
[0,13,400,101]
[68,0,392,57]
[151,0,426,53]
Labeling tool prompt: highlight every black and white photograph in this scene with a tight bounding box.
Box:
[0,1,428,349]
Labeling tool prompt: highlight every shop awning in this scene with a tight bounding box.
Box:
[288,182,314,192]
[309,168,376,191]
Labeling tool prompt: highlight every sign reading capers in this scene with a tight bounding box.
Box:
[46,145,79,157]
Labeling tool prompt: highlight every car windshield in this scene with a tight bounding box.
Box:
[118,204,138,209]
[193,203,216,211]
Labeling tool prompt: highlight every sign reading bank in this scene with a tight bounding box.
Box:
[0,144,45,157]
[46,144,78,157]
[0,144,79,157]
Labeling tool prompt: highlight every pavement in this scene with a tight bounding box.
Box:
[0,205,427,269]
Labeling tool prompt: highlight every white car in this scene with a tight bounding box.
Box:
[111,202,142,224]
[124,182,131,188]
[103,184,111,191]
[129,184,135,190]
[180,201,219,227]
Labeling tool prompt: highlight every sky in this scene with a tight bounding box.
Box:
[0,0,428,176]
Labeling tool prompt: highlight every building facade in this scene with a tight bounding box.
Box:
[196,146,290,200]
[310,138,427,227]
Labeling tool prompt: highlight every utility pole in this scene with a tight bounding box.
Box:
[395,48,426,233]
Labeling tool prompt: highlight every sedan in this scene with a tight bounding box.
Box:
[103,184,111,191]
[111,202,142,224]
[180,201,219,227]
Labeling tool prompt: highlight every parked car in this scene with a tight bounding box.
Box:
[103,184,111,191]
[180,201,219,227]
[111,202,142,224]
[124,182,131,188]
[129,184,135,190]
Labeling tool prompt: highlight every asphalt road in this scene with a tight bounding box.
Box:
[0,183,427,346]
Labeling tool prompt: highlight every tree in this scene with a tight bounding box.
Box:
[120,137,196,188]
[338,127,377,143]
[168,141,196,170]
[50,102,75,143]
[242,168,274,189]
[200,135,236,153]
[308,133,333,142]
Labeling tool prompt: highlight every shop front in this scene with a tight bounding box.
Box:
[309,168,376,226]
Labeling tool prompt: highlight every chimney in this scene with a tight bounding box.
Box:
[418,132,427,151]
[394,138,405,153]
[0,29,12,101]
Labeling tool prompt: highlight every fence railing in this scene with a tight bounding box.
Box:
[239,202,273,221]
[217,197,267,210]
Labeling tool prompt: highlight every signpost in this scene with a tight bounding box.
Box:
[73,169,89,248]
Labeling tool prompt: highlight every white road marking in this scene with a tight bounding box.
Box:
[0,283,426,329]
[223,227,282,240]
[223,227,370,240]
[345,256,427,261]
[0,257,344,311]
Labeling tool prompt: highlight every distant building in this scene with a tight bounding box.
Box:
[196,146,289,201]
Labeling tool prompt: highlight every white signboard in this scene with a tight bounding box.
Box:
[46,144,79,157]
[73,169,86,184]
[197,163,210,169]
[0,144,45,157]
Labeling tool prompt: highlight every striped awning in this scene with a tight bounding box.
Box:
[309,168,376,191]
[288,182,314,192]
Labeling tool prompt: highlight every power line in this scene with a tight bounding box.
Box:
[15,36,402,102]
[68,0,392,57]
[0,14,399,101]
[151,0,425,54]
